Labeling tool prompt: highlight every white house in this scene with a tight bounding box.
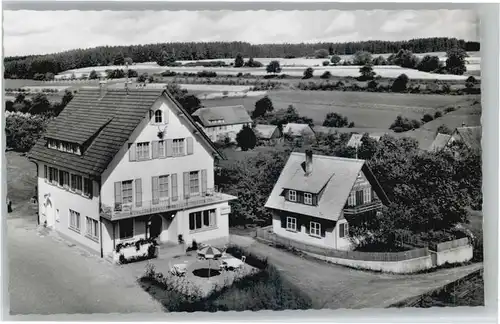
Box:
[28,86,237,258]
[346,133,382,149]
[265,151,390,251]
[192,105,252,143]
[282,123,316,140]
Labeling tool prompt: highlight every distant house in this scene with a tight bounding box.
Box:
[265,151,390,251]
[428,133,452,152]
[254,124,282,145]
[346,133,381,148]
[447,126,482,152]
[282,123,316,140]
[192,105,252,143]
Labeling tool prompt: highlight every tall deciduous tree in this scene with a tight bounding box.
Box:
[236,125,257,151]
[266,60,282,74]
[446,47,468,75]
[234,53,244,67]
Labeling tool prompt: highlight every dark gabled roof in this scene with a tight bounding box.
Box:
[192,105,252,127]
[428,133,452,152]
[454,126,482,151]
[28,88,223,177]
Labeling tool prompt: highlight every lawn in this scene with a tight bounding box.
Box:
[202,90,474,129]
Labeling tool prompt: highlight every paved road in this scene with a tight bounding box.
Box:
[7,216,163,315]
[230,234,483,309]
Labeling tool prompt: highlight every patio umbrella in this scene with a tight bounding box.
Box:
[197,245,222,279]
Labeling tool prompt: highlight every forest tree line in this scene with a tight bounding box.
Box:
[5,37,479,79]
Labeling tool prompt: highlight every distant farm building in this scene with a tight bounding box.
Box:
[254,124,283,145]
[192,105,252,143]
[346,134,382,148]
[448,126,482,152]
[428,133,452,152]
[283,123,316,140]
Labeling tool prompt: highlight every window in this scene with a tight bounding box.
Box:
[136,142,150,160]
[189,209,216,231]
[189,171,199,195]
[48,167,58,184]
[158,140,165,158]
[310,221,321,237]
[159,175,169,198]
[339,223,349,238]
[173,138,185,156]
[119,219,134,239]
[86,217,99,241]
[83,178,93,197]
[71,174,83,192]
[304,192,313,205]
[48,139,58,149]
[59,170,70,188]
[154,110,162,123]
[288,190,297,202]
[363,187,372,203]
[122,180,133,204]
[286,217,297,231]
[355,190,364,206]
[347,191,356,207]
[69,209,81,232]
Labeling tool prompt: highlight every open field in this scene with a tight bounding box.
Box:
[51,51,480,81]
[202,90,474,129]
[158,65,473,80]
[177,51,480,67]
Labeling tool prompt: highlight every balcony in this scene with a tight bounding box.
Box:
[100,188,237,221]
[343,200,382,216]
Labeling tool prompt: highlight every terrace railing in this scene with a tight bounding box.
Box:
[100,188,233,221]
[343,200,383,215]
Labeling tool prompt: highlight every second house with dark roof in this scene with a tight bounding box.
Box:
[192,105,252,143]
[28,85,237,258]
[265,151,390,251]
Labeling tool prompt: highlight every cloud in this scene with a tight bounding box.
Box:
[3,10,478,56]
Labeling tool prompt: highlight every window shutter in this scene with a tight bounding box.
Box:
[281,215,286,228]
[152,176,159,205]
[44,165,47,179]
[152,141,159,159]
[164,109,169,124]
[114,182,122,205]
[321,222,326,237]
[183,172,190,199]
[171,173,178,201]
[201,169,207,195]
[166,139,173,157]
[297,191,303,204]
[186,137,194,155]
[135,178,142,207]
[312,194,318,206]
[305,221,310,234]
[129,143,136,161]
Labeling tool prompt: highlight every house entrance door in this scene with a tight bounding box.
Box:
[148,215,162,239]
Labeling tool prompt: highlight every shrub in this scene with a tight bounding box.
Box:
[391,73,409,93]
[444,106,456,113]
[322,60,330,66]
[421,114,434,123]
[197,71,217,78]
[323,112,352,128]
[434,111,443,119]
[161,70,177,77]
[302,67,314,79]
[320,71,332,79]
[367,80,378,90]
[436,124,452,135]
[389,115,421,132]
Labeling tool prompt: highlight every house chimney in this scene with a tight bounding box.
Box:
[462,122,466,127]
[305,150,313,175]
[99,80,107,98]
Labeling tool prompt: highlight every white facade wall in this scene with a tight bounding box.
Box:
[100,96,216,207]
[37,162,101,254]
[201,123,251,143]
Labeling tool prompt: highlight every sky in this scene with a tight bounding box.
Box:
[3,10,479,57]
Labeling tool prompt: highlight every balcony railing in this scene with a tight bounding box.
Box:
[100,188,236,221]
[343,200,382,215]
